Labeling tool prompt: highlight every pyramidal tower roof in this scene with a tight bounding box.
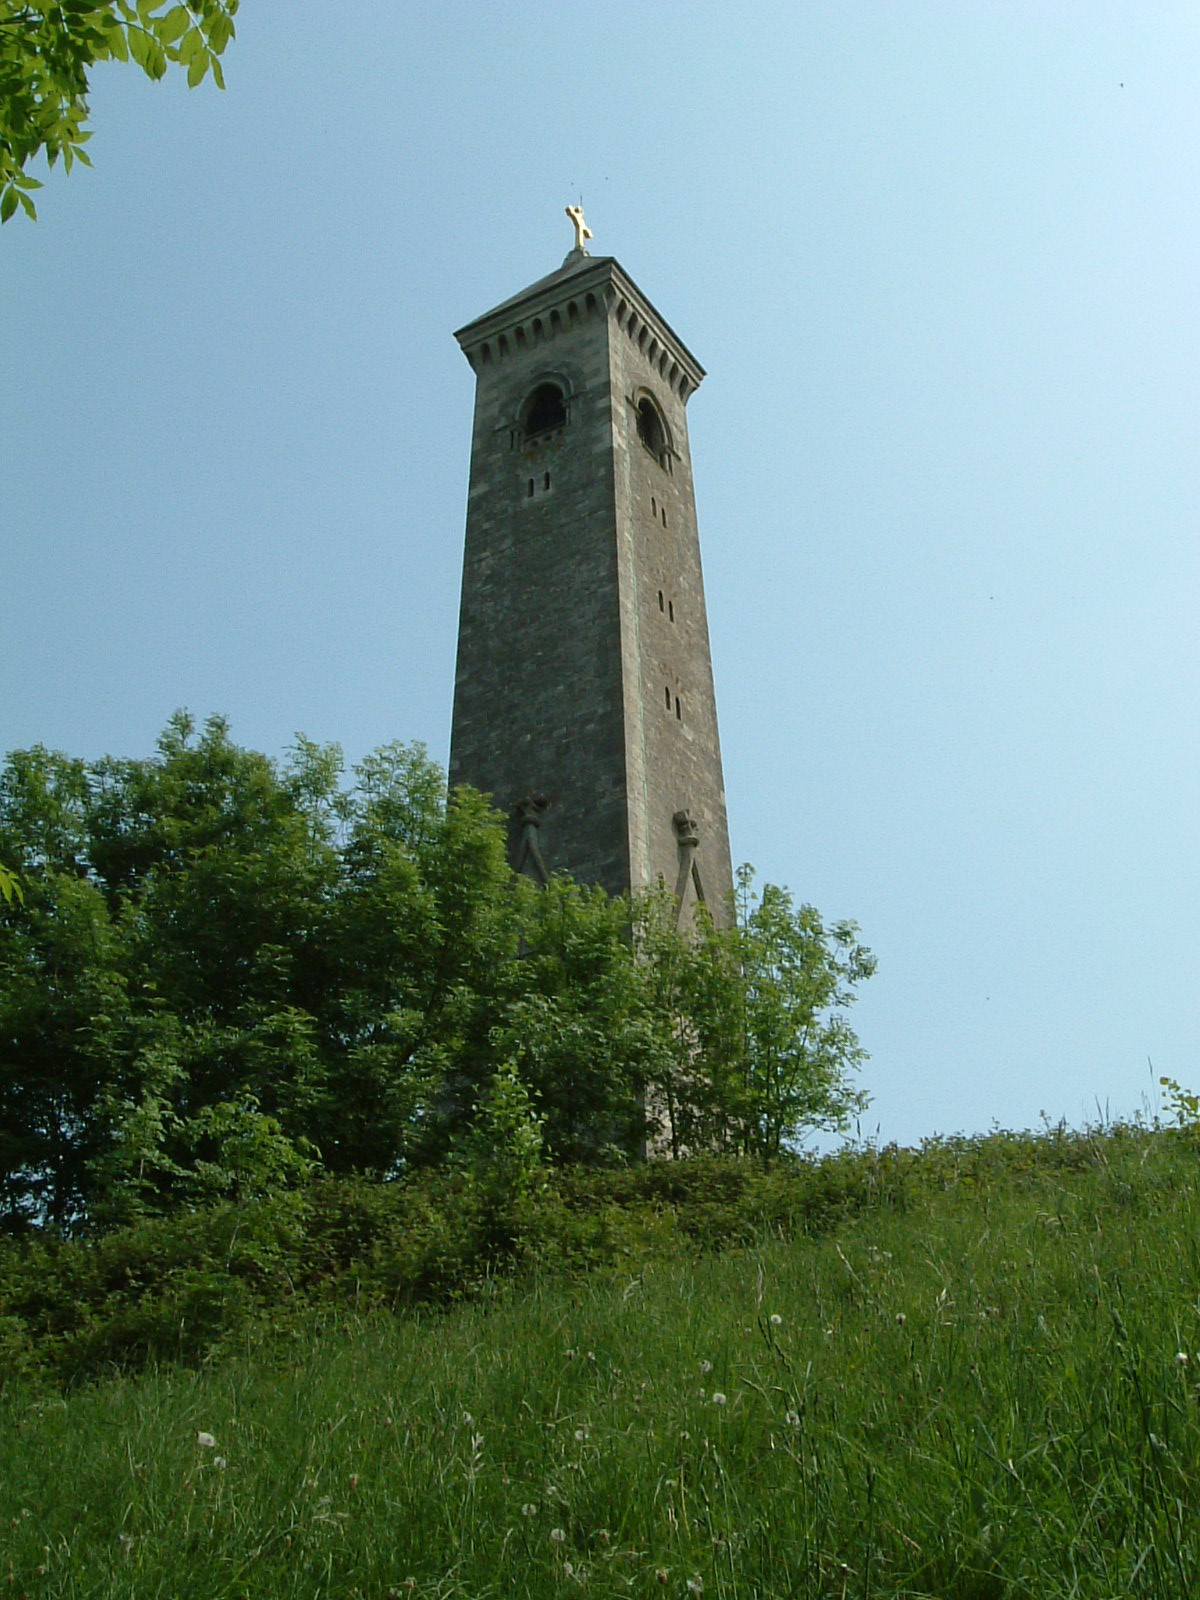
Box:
[454,226,705,399]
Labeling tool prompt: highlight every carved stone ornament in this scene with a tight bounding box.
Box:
[672,809,700,848]
[514,793,551,885]
[672,809,706,928]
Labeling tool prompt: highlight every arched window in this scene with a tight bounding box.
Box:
[521,382,567,441]
[636,396,669,466]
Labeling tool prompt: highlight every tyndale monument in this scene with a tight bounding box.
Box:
[450,211,733,927]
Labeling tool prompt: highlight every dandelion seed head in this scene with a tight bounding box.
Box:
[550,1526,567,1543]
[1177,1351,1189,1366]
[769,1313,782,1326]
[196,1432,216,1449]
[521,1503,538,1517]
[895,1312,907,1326]
[699,1360,712,1374]
[574,1428,588,1442]
[687,1579,704,1595]
[785,1410,801,1427]
[213,1456,227,1470]
[711,1391,727,1406]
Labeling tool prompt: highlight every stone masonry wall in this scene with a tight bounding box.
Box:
[449,256,733,921]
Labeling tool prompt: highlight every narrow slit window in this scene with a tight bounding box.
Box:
[652,496,657,517]
[668,601,674,622]
[658,590,664,612]
[661,507,667,527]
[543,472,551,490]
[527,479,534,497]
[675,696,682,720]
[665,686,672,710]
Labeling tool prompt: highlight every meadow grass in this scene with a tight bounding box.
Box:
[4,1124,1200,1597]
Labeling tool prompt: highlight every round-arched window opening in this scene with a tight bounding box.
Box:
[636,397,668,463]
[522,382,567,440]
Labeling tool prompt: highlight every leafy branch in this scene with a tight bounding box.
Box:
[0,1,239,222]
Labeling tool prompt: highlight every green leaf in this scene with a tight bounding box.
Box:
[158,6,191,46]
[1,188,18,225]
[208,14,234,54]
[210,54,224,90]
[144,36,168,80]
[127,26,151,70]
[107,26,130,63]
[187,51,208,88]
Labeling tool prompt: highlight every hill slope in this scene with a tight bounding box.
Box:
[4,1123,1200,1597]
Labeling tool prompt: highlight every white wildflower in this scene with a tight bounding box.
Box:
[521,1503,538,1517]
[550,1527,567,1544]
[1176,1351,1189,1366]
[687,1579,704,1595]
[574,1427,588,1443]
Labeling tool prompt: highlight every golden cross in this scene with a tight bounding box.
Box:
[565,204,593,254]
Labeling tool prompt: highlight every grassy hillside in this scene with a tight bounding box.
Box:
[4,1122,1200,1597]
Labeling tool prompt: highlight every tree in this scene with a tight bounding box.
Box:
[490,878,667,1165]
[0,720,878,1229]
[706,867,875,1162]
[0,716,337,1230]
[0,1,238,223]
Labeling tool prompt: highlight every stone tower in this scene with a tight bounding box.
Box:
[449,216,733,925]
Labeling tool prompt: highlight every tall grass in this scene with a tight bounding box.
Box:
[4,1123,1200,1597]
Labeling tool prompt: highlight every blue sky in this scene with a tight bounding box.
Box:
[4,2,1197,1147]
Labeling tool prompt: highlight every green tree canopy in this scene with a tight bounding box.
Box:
[0,1,238,222]
[0,716,876,1232]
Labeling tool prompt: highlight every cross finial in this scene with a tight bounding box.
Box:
[565,204,593,255]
